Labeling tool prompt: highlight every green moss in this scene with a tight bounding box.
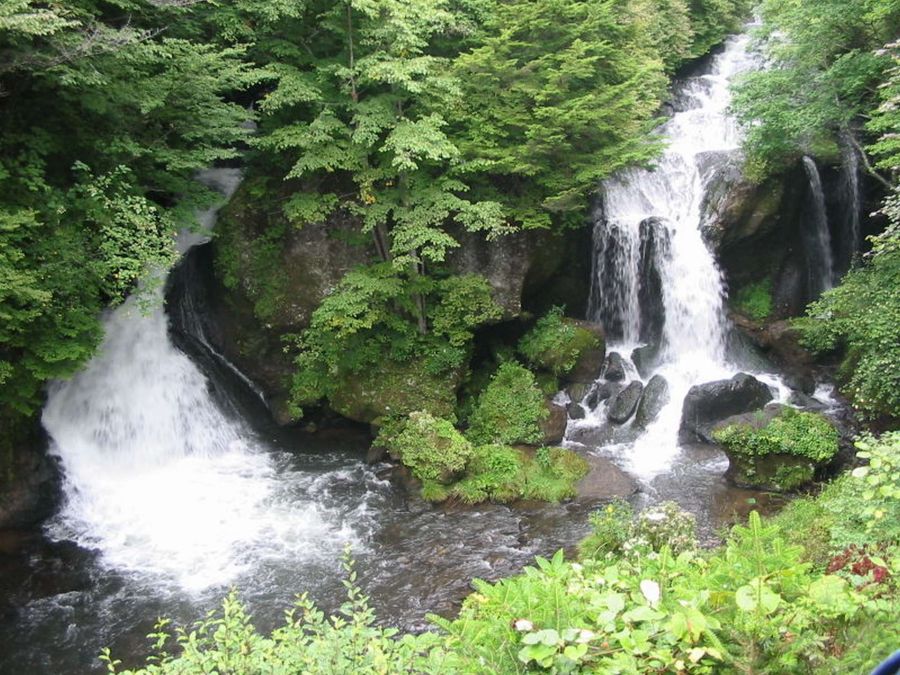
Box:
[713,408,839,462]
[449,444,524,503]
[327,358,461,425]
[518,307,601,377]
[466,362,548,446]
[383,411,473,485]
[732,278,774,321]
[520,447,589,502]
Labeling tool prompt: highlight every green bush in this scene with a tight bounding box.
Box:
[713,408,839,462]
[101,552,452,674]
[578,499,634,559]
[466,362,548,446]
[383,411,473,485]
[794,229,900,420]
[731,279,773,321]
[518,307,601,377]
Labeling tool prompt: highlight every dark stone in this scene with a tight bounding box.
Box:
[602,352,626,382]
[637,218,670,345]
[607,381,644,425]
[566,382,592,403]
[634,375,670,428]
[0,415,60,529]
[567,402,586,420]
[631,343,662,379]
[679,373,774,443]
[540,402,568,445]
[585,381,623,410]
[575,456,638,501]
[563,320,606,385]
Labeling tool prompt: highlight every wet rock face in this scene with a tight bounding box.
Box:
[633,375,670,429]
[679,373,774,443]
[601,352,627,382]
[203,181,593,425]
[607,381,644,425]
[0,416,59,529]
[585,381,623,410]
[540,402,568,445]
[637,217,669,346]
[563,321,606,385]
[631,343,662,379]
[574,456,638,501]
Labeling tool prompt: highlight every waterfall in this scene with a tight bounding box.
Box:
[838,137,861,274]
[801,156,835,296]
[42,169,359,591]
[577,33,765,478]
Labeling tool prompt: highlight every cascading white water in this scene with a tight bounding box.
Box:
[576,33,766,479]
[801,156,835,295]
[42,170,361,592]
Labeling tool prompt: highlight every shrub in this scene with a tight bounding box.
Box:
[384,411,473,484]
[578,499,634,559]
[466,362,548,446]
[794,228,900,420]
[713,408,839,462]
[518,307,601,377]
[731,279,773,321]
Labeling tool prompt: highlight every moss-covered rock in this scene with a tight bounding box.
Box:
[712,405,840,491]
[428,445,589,504]
[327,359,463,425]
[518,308,604,381]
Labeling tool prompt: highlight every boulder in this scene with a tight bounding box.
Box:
[566,382,592,403]
[540,402,568,445]
[631,343,662,379]
[575,456,638,501]
[633,375,670,428]
[585,381,623,410]
[562,320,606,384]
[567,402,586,420]
[607,381,644,425]
[679,373,774,443]
[601,352,626,382]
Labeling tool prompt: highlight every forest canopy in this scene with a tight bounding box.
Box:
[0,0,752,420]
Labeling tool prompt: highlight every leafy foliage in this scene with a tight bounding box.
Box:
[466,361,548,446]
[713,407,840,462]
[111,433,900,674]
[0,0,257,417]
[289,265,501,417]
[518,307,601,377]
[382,411,473,485]
[794,229,900,420]
[731,278,773,321]
[100,551,451,674]
[732,0,899,179]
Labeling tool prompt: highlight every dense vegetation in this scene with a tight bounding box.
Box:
[732,0,900,422]
[104,433,900,674]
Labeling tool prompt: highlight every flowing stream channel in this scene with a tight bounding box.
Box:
[0,29,847,674]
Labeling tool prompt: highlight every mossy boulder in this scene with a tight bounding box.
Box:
[712,405,840,491]
[328,360,462,426]
[518,308,605,383]
[434,445,589,504]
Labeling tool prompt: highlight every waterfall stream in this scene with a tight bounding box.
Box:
[41,169,363,591]
[571,32,785,479]
[801,156,835,295]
